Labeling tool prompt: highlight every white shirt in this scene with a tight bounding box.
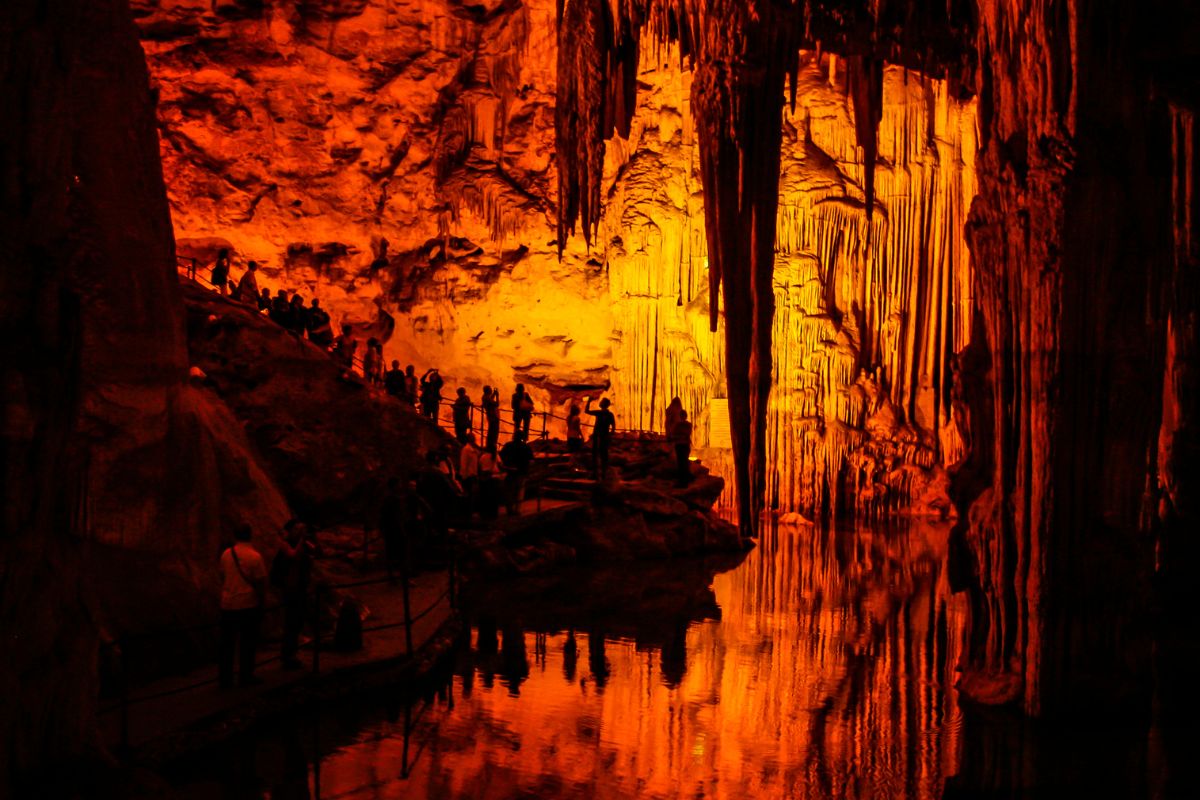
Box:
[220,543,267,610]
[460,444,480,480]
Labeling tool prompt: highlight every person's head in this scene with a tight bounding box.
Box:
[405,364,414,375]
[291,294,303,305]
[569,404,580,416]
[515,383,525,395]
[368,337,378,347]
[277,288,287,297]
[483,384,491,395]
[342,324,352,335]
[391,359,400,369]
[218,247,229,259]
[234,524,253,542]
[457,387,466,397]
[260,287,270,297]
[247,261,258,272]
[284,518,307,541]
[679,410,688,420]
[311,297,320,308]
[465,432,476,445]
[600,398,611,409]
[670,396,681,406]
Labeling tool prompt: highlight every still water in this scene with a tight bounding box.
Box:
[167,520,976,799]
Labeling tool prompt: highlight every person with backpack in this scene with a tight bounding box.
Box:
[452,387,473,442]
[219,525,267,688]
[512,384,533,441]
[272,519,321,670]
[211,248,231,296]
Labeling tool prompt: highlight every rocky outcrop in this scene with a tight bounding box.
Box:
[183,284,449,523]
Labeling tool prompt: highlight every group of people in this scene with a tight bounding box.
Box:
[217,519,322,687]
[207,249,336,346]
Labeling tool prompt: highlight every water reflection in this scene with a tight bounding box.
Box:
[293,520,965,799]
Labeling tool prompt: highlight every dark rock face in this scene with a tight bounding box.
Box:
[0,0,290,782]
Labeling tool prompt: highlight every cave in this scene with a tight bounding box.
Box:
[2,0,1198,797]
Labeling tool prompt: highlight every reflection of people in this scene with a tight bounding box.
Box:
[585,397,616,479]
[587,628,609,690]
[563,629,578,683]
[500,621,530,695]
[660,618,688,688]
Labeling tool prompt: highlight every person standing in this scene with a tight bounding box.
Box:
[452,388,473,442]
[483,386,501,452]
[404,365,419,408]
[665,397,684,441]
[333,324,358,367]
[270,289,291,327]
[211,248,231,296]
[274,519,321,670]
[512,384,533,441]
[219,525,267,688]
[669,410,694,486]
[459,432,481,511]
[307,299,333,346]
[362,338,381,384]
[566,404,584,455]
[585,397,616,480]
[420,368,444,422]
[257,287,272,313]
[499,435,534,515]
[384,360,405,397]
[234,261,260,304]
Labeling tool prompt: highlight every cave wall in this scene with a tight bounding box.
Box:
[0,0,290,782]
[138,0,978,521]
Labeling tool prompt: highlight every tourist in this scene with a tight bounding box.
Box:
[257,287,272,312]
[404,365,419,408]
[288,293,307,335]
[234,260,260,304]
[512,384,534,441]
[566,403,583,454]
[499,435,534,515]
[307,298,333,346]
[218,524,267,688]
[585,396,616,480]
[459,432,481,508]
[477,446,501,520]
[452,387,473,442]
[670,409,693,486]
[332,324,357,367]
[273,519,321,670]
[417,449,460,541]
[482,386,501,452]
[363,337,381,384]
[384,360,405,397]
[211,248,231,296]
[420,368,444,421]
[665,397,684,441]
[270,288,291,327]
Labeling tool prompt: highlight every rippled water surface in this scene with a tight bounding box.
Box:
[166,520,981,799]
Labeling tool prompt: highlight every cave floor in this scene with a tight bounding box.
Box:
[97,568,454,761]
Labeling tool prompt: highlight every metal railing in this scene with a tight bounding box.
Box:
[98,536,459,757]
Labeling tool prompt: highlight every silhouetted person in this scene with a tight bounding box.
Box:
[566,403,583,454]
[270,288,291,327]
[416,449,461,543]
[307,298,333,346]
[219,525,266,688]
[482,386,500,452]
[512,383,534,440]
[404,365,419,408]
[363,337,381,384]
[586,397,615,480]
[385,360,405,397]
[452,387,472,442]
[499,435,533,515]
[459,432,481,509]
[333,324,357,367]
[420,368,443,421]
[275,519,321,670]
[234,260,260,304]
[670,409,693,486]
[288,293,307,334]
[500,621,530,695]
[211,248,231,295]
[665,396,683,440]
[477,446,500,519]
[258,287,272,312]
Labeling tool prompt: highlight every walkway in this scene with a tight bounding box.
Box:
[97,568,455,761]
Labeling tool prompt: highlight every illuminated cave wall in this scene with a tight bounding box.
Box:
[135,0,976,517]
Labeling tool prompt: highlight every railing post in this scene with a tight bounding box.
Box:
[448,535,457,609]
[118,639,130,757]
[312,585,322,675]
[401,566,414,656]
[540,412,548,440]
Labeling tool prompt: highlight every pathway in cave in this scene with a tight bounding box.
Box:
[152,522,1169,799]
